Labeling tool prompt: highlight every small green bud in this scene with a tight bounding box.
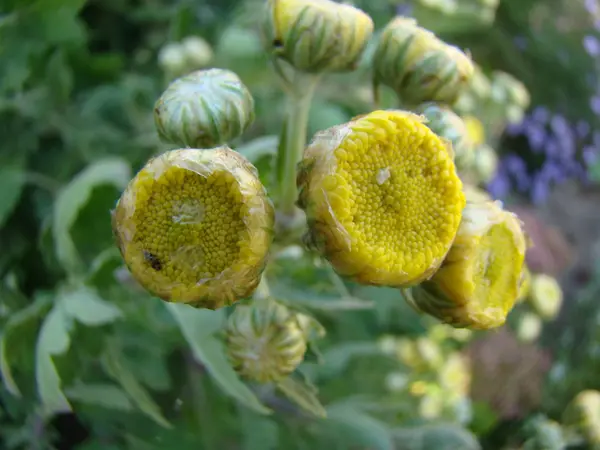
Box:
[415,103,474,170]
[528,274,563,320]
[563,390,600,444]
[373,17,474,106]
[516,312,543,343]
[154,68,255,148]
[225,299,308,383]
[158,42,188,75]
[472,144,498,184]
[181,36,213,68]
[263,0,374,73]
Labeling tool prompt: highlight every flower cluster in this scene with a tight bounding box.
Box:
[491,107,597,204]
[379,327,473,422]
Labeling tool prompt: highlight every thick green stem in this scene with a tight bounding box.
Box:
[278,78,318,216]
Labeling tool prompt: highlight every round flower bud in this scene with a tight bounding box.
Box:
[181,36,213,68]
[385,372,408,392]
[490,71,530,109]
[225,299,307,382]
[112,147,274,309]
[158,42,188,75]
[263,0,374,73]
[297,110,465,287]
[154,68,255,148]
[415,103,475,171]
[528,274,563,320]
[516,265,532,303]
[472,144,498,184]
[516,312,543,343]
[373,17,474,106]
[407,200,527,329]
[563,390,600,444]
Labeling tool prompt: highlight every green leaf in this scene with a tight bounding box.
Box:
[324,401,394,450]
[52,158,130,275]
[316,342,381,379]
[65,382,134,411]
[166,303,271,415]
[393,423,481,450]
[0,166,26,228]
[235,135,278,164]
[276,375,326,418]
[35,306,72,416]
[239,408,279,450]
[0,296,53,396]
[101,344,171,428]
[58,285,122,326]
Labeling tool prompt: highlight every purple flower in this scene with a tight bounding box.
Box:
[595,20,600,31]
[487,172,511,199]
[541,162,566,183]
[550,114,570,135]
[590,95,600,114]
[531,175,550,204]
[525,125,546,151]
[544,140,560,158]
[583,35,600,57]
[504,154,527,175]
[583,145,598,165]
[505,121,523,136]
[576,120,590,138]
[585,0,598,14]
[531,107,550,124]
[396,3,413,16]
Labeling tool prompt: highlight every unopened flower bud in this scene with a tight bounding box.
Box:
[181,36,213,68]
[158,42,188,75]
[407,200,527,329]
[528,274,563,320]
[563,390,600,444]
[373,17,474,106]
[385,372,408,392]
[472,144,498,184]
[263,0,374,73]
[112,147,274,309]
[154,68,255,148]
[225,299,308,382]
[490,71,530,108]
[415,103,475,170]
[516,312,543,342]
[297,109,465,287]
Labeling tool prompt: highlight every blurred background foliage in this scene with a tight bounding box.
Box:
[2,0,600,449]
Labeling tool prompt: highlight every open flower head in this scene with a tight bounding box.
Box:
[154,69,255,148]
[112,147,274,309]
[528,274,563,320]
[415,103,475,171]
[373,17,474,106]
[264,0,373,73]
[297,110,465,287]
[563,390,600,444]
[408,200,527,329]
[226,299,308,383]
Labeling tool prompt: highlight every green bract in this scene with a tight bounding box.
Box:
[154,68,255,148]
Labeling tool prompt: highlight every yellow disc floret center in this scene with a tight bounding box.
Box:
[326,113,463,284]
[472,223,519,315]
[130,166,245,291]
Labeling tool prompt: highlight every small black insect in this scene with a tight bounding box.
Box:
[143,250,162,271]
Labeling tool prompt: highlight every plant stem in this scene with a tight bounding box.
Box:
[278,76,319,216]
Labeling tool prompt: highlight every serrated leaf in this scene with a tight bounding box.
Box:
[0,166,26,228]
[276,375,326,418]
[235,135,278,164]
[59,285,122,326]
[101,344,171,428]
[325,402,394,450]
[65,382,133,411]
[52,158,130,275]
[35,306,72,416]
[166,303,271,415]
[393,423,481,450]
[0,296,53,396]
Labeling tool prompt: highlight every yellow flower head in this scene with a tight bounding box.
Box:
[373,17,474,106]
[264,0,374,73]
[112,147,274,309]
[563,390,600,444]
[462,115,486,147]
[297,110,465,287]
[225,299,308,383]
[408,200,527,329]
[528,273,563,320]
